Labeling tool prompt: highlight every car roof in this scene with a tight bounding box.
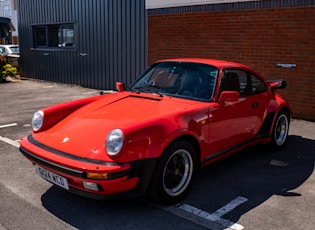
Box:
[156,58,252,70]
[0,44,18,47]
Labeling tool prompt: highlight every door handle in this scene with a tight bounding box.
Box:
[252,102,259,108]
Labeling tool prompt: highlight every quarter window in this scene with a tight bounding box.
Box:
[251,74,266,94]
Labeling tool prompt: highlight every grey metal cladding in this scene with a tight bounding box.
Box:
[17,0,147,89]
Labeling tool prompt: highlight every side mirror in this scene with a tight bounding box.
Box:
[218,91,240,106]
[116,82,125,92]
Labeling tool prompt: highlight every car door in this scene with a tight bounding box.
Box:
[208,69,260,154]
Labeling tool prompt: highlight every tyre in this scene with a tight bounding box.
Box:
[148,140,197,204]
[269,111,290,149]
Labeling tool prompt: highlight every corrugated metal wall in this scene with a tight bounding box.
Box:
[17,0,147,89]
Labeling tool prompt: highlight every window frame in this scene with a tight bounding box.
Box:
[250,73,267,95]
[32,22,76,50]
[220,68,267,98]
[2,5,11,18]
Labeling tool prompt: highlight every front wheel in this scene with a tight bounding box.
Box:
[269,111,290,149]
[148,140,197,204]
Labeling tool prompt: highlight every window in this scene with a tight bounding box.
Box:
[35,27,47,47]
[2,5,11,18]
[251,74,266,94]
[221,70,250,96]
[220,70,267,97]
[0,47,5,54]
[131,62,218,101]
[33,23,75,49]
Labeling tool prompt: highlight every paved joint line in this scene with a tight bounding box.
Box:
[42,85,57,88]
[176,196,247,230]
[211,196,248,218]
[0,136,20,148]
[0,123,18,129]
[82,91,99,95]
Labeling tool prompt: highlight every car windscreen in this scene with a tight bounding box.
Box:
[130,62,218,101]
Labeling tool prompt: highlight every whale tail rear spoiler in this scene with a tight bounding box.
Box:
[267,79,287,89]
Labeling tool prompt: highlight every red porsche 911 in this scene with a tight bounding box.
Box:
[19,58,292,204]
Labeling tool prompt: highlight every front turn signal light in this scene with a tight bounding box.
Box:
[86,172,109,180]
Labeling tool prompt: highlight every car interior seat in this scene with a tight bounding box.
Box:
[177,69,201,97]
[222,72,240,92]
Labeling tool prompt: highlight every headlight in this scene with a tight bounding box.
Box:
[32,110,44,132]
[106,129,124,156]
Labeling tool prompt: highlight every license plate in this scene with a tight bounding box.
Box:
[35,165,69,190]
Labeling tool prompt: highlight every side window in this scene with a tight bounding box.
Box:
[220,70,249,97]
[33,23,75,49]
[34,26,48,47]
[251,74,266,94]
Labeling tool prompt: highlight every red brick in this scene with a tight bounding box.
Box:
[148,6,315,120]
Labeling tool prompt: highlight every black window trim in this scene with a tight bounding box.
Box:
[249,72,267,95]
[32,21,77,51]
[221,68,267,97]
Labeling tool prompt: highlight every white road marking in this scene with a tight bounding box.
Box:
[210,196,248,218]
[270,159,289,167]
[0,136,20,148]
[82,91,99,95]
[42,85,57,88]
[0,129,247,229]
[157,196,248,230]
[0,123,18,129]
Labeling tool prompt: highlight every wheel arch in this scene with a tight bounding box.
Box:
[258,106,291,137]
[165,134,201,167]
[272,106,292,131]
[146,134,200,203]
[279,106,292,119]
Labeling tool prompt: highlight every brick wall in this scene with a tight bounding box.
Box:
[148,5,315,120]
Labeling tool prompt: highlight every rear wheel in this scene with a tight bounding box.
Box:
[270,111,290,149]
[148,140,197,204]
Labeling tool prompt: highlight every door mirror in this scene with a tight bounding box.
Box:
[218,91,240,106]
[116,82,125,92]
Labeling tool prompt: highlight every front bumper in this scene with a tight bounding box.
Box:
[19,135,158,199]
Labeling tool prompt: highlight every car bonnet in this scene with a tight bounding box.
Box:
[31,92,198,159]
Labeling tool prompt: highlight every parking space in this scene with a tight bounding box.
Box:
[0,80,314,230]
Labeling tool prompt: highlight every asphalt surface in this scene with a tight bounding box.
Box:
[0,79,314,230]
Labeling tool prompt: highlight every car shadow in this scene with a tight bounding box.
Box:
[185,134,315,226]
[41,186,208,229]
[41,134,314,229]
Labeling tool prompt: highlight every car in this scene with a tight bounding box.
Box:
[0,44,19,57]
[0,45,20,67]
[19,58,292,204]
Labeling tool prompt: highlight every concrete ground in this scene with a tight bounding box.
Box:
[0,79,314,230]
